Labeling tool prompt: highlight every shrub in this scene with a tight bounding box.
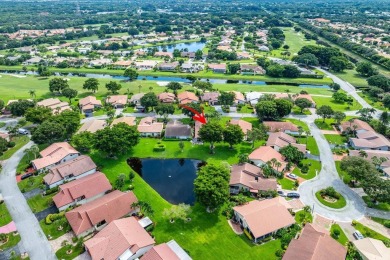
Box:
[45,214,53,224]
[332,229,340,238]
[221,105,230,113]
[7,141,15,148]
[384,221,390,228]
[352,220,357,226]
[153,144,166,151]
[301,164,309,173]
[128,184,134,190]
[275,249,285,257]
[45,186,59,195]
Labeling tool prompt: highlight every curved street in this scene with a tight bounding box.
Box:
[0,141,56,260]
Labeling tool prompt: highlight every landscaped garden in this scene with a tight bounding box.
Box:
[362,196,390,211]
[330,224,349,246]
[27,193,56,213]
[292,159,321,180]
[315,187,347,209]
[17,175,44,193]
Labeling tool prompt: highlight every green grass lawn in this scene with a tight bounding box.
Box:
[285,119,309,131]
[330,224,349,246]
[0,233,21,250]
[370,217,390,227]
[278,178,296,190]
[357,92,384,110]
[16,152,31,175]
[292,106,311,115]
[0,202,12,226]
[294,210,313,224]
[362,196,390,211]
[55,244,85,260]
[17,175,44,193]
[0,136,30,160]
[334,70,369,88]
[40,219,71,240]
[296,136,319,155]
[27,193,55,213]
[315,191,347,209]
[312,96,362,111]
[335,161,353,185]
[292,159,321,180]
[353,222,390,245]
[314,118,335,130]
[324,134,347,145]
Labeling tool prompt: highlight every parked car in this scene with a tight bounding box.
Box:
[353,230,364,240]
[277,190,286,197]
[287,192,300,198]
[287,173,298,180]
[21,173,33,180]
[18,128,29,135]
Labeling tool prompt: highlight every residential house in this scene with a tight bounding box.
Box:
[201,92,220,105]
[181,52,196,59]
[77,119,107,133]
[158,61,179,71]
[266,132,307,153]
[89,58,111,68]
[237,52,251,60]
[79,96,102,115]
[248,146,286,169]
[106,95,128,108]
[158,92,176,103]
[37,98,71,114]
[339,119,374,134]
[181,62,202,73]
[229,163,277,195]
[137,117,164,137]
[154,52,173,59]
[233,198,295,242]
[283,224,347,260]
[32,142,80,172]
[232,91,246,105]
[85,217,155,260]
[142,240,192,260]
[353,238,390,260]
[349,150,390,173]
[112,116,136,127]
[165,121,192,139]
[65,190,138,237]
[208,63,226,73]
[43,155,97,189]
[177,91,199,105]
[22,57,42,65]
[134,60,158,70]
[112,60,132,69]
[263,121,299,135]
[53,172,112,211]
[245,92,263,106]
[349,131,390,151]
[217,45,233,52]
[240,64,265,75]
[129,93,145,110]
[229,119,252,140]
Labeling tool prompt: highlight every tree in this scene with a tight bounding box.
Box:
[115,173,126,190]
[105,81,122,94]
[49,78,69,94]
[140,92,158,112]
[292,53,319,67]
[329,56,348,72]
[256,100,278,121]
[332,91,348,103]
[356,61,377,77]
[279,145,304,164]
[227,63,241,74]
[94,123,139,156]
[71,131,94,153]
[367,74,390,91]
[131,201,154,217]
[32,120,65,144]
[29,90,36,99]
[166,82,182,92]
[238,153,249,164]
[266,64,285,77]
[282,65,301,78]
[181,102,202,118]
[178,141,185,152]
[83,78,99,93]
[340,156,379,182]
[362,176,390,203]
[247,125,268,148]
[124,68,138,81]
[382,94,390,109]
[24,145,39,161]
[295,98,312,113]
[163,204,191,222]
[7,100,35,116]
[198,121,224,154]
[275,98,293,117]
[223,124,244,149]
[155,103,175,116]
[62,88,78,103]
[316,105,334,122]
[194,163,230,211]
[51,110,80,138]
[37,64,50,76]
[25,106,52,124]
[195,49,203,60]
[357,108,376,122]
[333,111,346,125]
[192,81,213,92]
[330,83,341,91]
[218,92,235,106]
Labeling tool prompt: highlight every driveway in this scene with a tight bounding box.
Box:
[0,141,56,260]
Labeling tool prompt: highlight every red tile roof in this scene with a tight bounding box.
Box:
[142,243,180,260]
[32,142,79,170]
[229,119,252,134]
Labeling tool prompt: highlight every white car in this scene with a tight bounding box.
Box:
[18,128,29,135]
[353,230,364,240]
[287,173,298,180]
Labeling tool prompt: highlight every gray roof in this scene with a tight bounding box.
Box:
[165,121,192,137]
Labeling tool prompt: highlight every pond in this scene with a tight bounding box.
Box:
[127,158,205,205]
[143,41,206,52]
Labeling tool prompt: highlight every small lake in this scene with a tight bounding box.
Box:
[127,158,205,205]
[142,41,206,52]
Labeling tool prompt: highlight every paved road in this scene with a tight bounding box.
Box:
[0,141,56,260]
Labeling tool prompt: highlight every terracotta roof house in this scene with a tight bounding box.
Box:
[43,155,97,188]
[349,131,390,151]
[137,117,164,137]
[229,119,252,139]
[181,52,196,58]
[339,119,374,134]
[112,116,136,127]
[201,92,220,105]
[267,132,307,153]
[158,61,179,71]
[283,224,347,260]
[134,60,158,70]
[353,238,390,260]
[79,96,102,115]
[32,142,80,172]
[142,240,192,260]
[77,119,107,134]
[231,91,246,105]
[177,91,199,105]
[158,92,176,103]
[263,121,299,135]
[237,52,251,60]
[240,64,265,75]
[37,98,71,114]
[165,121,192,139]
[154,52,173,59]
[53,172,112,211]
[233,198,295,242]
[208,63,226,73]
[229,163,277,195]
[84,217,155,260]
[65,190,138,237]
[349,150,390,169]
[106,95,128,108]
[248,146,286,169]
[112,60,132,69]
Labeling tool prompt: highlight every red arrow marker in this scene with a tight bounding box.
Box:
[179,104,207,124]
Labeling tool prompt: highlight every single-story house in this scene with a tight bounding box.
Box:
[349,131,390,151]
[65,190,138,237]
[53,172,112,211]
[208,63,226,73]
[233,198,295,242]
[181,52,196,59]
[237,52,251,60]
[43,155,97,189]
[217,45,233,52]
[32,142,80,172]
[158,61,179,71]
[129,93,145,110]
[79,96,102,115]
[201,92,220,105]
[106,95,128,108]
[137,117,164,137]
[240,64,265,75]
[112,60,132,69]
[229,119,252,140]
[112,116,136,127]
[353,238,390,260]
[245,92,263,106]
[37,98,71,114]
[283,224,347,260]
[177,91,199,105]
[134,60,158,70]
[266,132,306,153]
[165,121,192,139]
[248,146,286,170]
[77,119,107,134]
[229,163,277,195]
[232,91,246,105]
[85,217,155,260]
[349,150,390,170]
[142,240,192,260]
[23,57,42,65]
[263,121,300,135]
[158,92,176,103]
[154,51,173,59]
[181,62,202,73]
[339,119,374,134]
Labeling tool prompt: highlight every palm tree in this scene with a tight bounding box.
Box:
[305,130,311,145]
[149,86,153,92]
[297,126,303,142]
[270,158,277,168]
[348,118,355,128]
[358,150,368,158]
[238,153,249,164]
[138,85,142,93]
[131,201,154,217]
[275,161,282,172]
[28,90,36,99]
